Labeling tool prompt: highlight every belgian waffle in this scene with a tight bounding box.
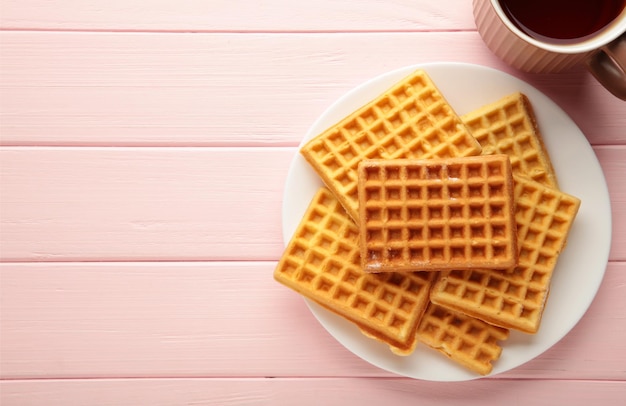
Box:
[462,92,558,188]
[357,155,518,273]
[274,188,434,354]
[300,69,482,222]
[430,175,581,333]
[417,303,509,375]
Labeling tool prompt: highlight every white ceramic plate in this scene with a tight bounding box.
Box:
[281,63,612,381]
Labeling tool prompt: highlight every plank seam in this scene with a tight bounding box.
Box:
[0,28,478,34]
[1,377,625,382]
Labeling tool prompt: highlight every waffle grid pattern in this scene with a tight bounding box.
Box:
[461,92,558,188]
[358,155,517,272]
[301,70,482,222]
[417,303,509,375]
[430,176,580,333]
[274,188,433,354]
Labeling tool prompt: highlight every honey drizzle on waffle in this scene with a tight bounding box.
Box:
[357,155,518,273]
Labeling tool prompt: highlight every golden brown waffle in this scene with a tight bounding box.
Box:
[300,69,482,222]
[430,176,581,333]
[274,188,434,354]
[417,303,509,375]
[357,155,518,273]
[462,92,558,188]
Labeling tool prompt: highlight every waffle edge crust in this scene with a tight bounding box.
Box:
[357,155,518,273]
[274,188,434,355]
[300,69,482,223]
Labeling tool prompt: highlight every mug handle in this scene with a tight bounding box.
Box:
[586,32,626,101]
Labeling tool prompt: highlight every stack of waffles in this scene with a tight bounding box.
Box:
[274,70,580,375]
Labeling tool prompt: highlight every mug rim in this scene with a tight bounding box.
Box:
[490,0,626,54]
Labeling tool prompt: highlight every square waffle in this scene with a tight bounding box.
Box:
[417,303,509,375]
[357,155,518,273]
[430,175,581,333]
[274,188,434,355]
[300,69,482,223]
[462,92,558,188]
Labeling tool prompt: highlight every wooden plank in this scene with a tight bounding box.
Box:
[1,146,624,262]
[1,262,624,380]
[1,32,624,147]
[1,378,625,406]
[0,147,292,261]
[0,0,475,32]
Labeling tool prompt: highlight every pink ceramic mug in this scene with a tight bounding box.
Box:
[473,0,626,100]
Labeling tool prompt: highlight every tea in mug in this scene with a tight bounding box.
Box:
[498,0,626,44]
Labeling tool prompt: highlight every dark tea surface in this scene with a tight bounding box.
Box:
[498,0,626,44]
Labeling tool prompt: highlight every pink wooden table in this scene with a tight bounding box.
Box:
[1,1,625,404]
